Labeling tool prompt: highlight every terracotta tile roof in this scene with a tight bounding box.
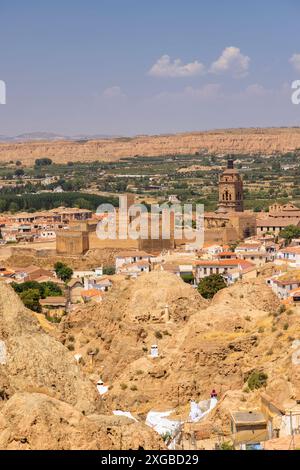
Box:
[194,259,254,268]
[81,289,102,298]
[280,246,300,254]
[40,296,66,306]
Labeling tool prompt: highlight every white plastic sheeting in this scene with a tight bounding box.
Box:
[189,397,218,422]
[146,410,181,437]
[113,410,138,422]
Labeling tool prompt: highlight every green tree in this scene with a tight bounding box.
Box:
[41,281,63,297]
[0,199,7,212]
[197,274,227,300]
[15,168,25,177]
[75,198,91,209]
[35,158,53,166]
[103,266,116,275]
[54,262,73,282]
[20,288,41,312]
[279,225,300,246]
[8,202,19,213]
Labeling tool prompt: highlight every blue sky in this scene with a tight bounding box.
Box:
[0,0,300,136]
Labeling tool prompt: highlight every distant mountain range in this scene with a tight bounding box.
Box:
[0,132,121,142]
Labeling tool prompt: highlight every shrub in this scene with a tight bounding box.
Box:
[67,344,75,351]
[130,385,138,391]
[283,323,289,330]
[120,383,128,390]
[245,315,251,322]
[136,370,143,375]
[68,335,75,342]
[154,330,163,340]
[258,326,265,333]
[247,371,268,391]
[220,441,234,451]
[103,266,116,276]
[197,274,226,299]
[278,305,286,314]
[163,330,171,336]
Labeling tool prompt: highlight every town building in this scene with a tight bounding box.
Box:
[230,410,268,450]
[193,259,255,283]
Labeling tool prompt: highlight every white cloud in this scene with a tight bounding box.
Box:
[210,46,250,78]
[102,86,126,98]
[148,54,205,78]
[290,54,300,72]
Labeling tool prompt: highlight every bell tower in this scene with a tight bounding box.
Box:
[218,158,244,213]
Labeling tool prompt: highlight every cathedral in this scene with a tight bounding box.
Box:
[218,159,244,213]
[204,158,256,243]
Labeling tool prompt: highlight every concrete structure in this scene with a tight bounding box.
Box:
[230,410,268,449]
[56,228,89,255]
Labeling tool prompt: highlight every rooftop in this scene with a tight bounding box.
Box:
[231,411,266,425]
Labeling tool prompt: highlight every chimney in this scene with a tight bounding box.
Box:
[227,159,234,170]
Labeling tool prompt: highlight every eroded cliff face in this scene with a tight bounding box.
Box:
[58,270,300,421]
[57,271,299,440]
[0,281,164,450]
[1,269,300,448]
[1,128,300,165]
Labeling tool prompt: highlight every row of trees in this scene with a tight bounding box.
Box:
[0,192,118,213]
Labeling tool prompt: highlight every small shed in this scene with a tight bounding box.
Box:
[230,410,268,449]
[40,296,67,318]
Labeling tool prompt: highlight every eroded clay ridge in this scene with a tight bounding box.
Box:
[1,128,300,165]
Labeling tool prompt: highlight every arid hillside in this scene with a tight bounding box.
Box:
[2,270,300,447]
[58,270,300,423]
[1,128,300,165]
